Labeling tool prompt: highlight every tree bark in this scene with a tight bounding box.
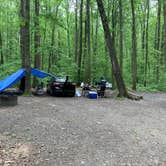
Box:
[96,0,128,97]
[20,0,31,93]
[131,0,137,90]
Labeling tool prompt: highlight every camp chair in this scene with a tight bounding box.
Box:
[82,83,91,96]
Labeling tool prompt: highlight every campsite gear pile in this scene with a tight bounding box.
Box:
[81,79,107,99]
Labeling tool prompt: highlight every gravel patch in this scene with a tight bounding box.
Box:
[0,93,166,166]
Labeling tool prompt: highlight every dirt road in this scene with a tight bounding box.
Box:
[0,93,166,166]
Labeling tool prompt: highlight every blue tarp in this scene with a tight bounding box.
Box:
[30,68,55,78]
[0,69,25,93]
[0,68,55,93]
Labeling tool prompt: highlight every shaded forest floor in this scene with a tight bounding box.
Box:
[0,92,166,166]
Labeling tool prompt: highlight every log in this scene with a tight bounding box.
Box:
[127,89,143,100]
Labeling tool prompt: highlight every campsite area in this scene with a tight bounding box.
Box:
[0,93,166,166]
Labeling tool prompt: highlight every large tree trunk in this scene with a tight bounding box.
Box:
[96,0,128,97]
[131,0,137,90]
[77,0,83,85]
[33,0,40,87]
[163,0,166,68]
[144,0,150,87]
[20,0,31,93]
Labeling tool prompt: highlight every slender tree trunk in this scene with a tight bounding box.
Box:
[131,0,137,90]
[137,3,146,84]
[90,6,94,82]
[20,0,31,93]
[74,0,78,63]
[111,0,116,89]
[91,6,94,53]
[144,0,150,87]
[94,11,99,69]
[66,0,70,57]
[153,24,158,77]
[83,14,87,69]
[94,11,99,58]
[142,22,145,60]
[9,15,13,58]
[48,5,59,73]
[0,31,4,65]
[163,0,166,68]
[85,0,91,83]
[41,0,48,70]
[20,0,25,68]
[6,12,9,61]
[41,18,46,70]
[96,0,128,97]
[156,0,161,82]
[58,30,61,50]
[77,0,83,85]
[139,3,146,60]
[34,0,40,69]
[48,23,55,73]
[119,0,123,73]
[33,0,40,87]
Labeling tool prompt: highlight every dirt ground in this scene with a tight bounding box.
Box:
[0,92,166,166]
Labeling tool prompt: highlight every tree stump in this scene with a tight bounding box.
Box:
[0,95,18,106]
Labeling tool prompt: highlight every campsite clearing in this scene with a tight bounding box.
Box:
[0,93,166,166]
